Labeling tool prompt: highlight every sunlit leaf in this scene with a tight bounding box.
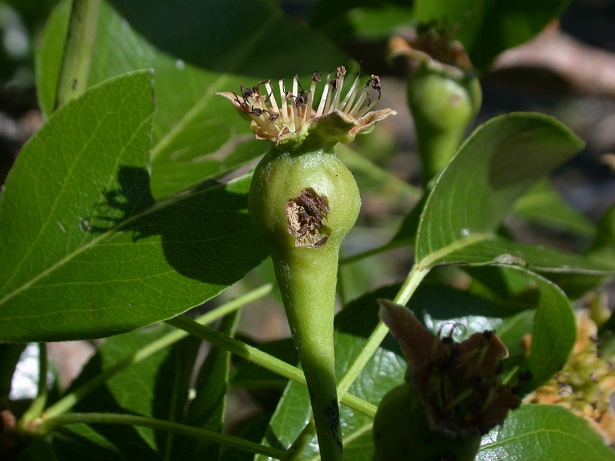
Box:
[415,113,611,275]
[478,405,615,461]
[37,0,349,198]
[0,72,267,341]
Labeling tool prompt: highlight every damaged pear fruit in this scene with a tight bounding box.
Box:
[373,299,521,461]
[373,383,481,461]
[390,29,481,184]
[218,67,395,461]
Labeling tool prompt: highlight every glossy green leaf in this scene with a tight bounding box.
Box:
[509,267,575,391]
[37,0,348,198]
[344,6,415,39]
[0,72,267,341]
[254,380,313,461]
[478,405,615,461]
[415,0,572,69]
[311,0,415,39]
[51,325,200,460]
[310,0,375,29]
[415,113,612,275]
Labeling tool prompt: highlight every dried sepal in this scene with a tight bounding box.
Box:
[379,299,521,436]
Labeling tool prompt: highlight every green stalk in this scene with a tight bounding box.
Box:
[335,265,430,400]
[35,412,286,459]
[271,244,342,458]
[167,311,377,418]
[55,0,101,108]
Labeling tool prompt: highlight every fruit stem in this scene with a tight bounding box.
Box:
[271,244,343,460]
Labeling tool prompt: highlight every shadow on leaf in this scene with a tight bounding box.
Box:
[86,166,268,287]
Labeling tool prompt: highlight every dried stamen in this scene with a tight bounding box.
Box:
[216,66,394,144]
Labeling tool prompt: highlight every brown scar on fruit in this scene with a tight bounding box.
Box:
[286,188,331,248]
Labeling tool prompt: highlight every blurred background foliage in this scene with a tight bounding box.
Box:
[2,0,615,353]
[2,2,615,457]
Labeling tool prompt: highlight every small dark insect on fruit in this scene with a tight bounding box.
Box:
[240,104,279,121]
[297,188,329,218]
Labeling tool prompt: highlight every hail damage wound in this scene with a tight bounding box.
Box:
[286,188,330,248]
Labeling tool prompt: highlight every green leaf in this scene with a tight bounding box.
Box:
[311,0,415,39]
[344,5,415,39]
[37,0,349,198]
[415,113,611,275]
[51,325,200,460]
[310,0,374,29]
[0,71,267,341]
[415,0,572,69]
[511,267,576,391]
[478,405,615,461]
[513,179,596,238]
